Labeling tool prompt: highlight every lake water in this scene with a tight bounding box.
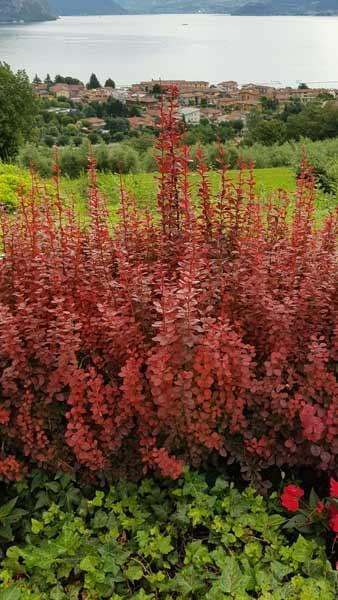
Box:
[1,14,338,87]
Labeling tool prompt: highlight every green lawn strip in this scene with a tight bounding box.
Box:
[59,167,337,225]
[59,168,295,221]
[1,164,336,225]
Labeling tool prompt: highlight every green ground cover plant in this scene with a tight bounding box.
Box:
[0,470,337,599]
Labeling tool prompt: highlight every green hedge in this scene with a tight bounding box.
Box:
[15,136,338,180]
[0,164,30,211]
[0,471,336,599]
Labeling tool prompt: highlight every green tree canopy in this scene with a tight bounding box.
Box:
[55,75,82,85]
[87,73,102,90]
[104,78,115,88]
[246,110,287,146]
[260,95,279,112]
[0,63,38,160]
[44,73,53,89]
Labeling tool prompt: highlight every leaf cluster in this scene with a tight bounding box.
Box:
[0,470,336,599]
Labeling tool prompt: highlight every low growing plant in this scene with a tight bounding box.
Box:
[280,477,338,547]
[0,470,337,599]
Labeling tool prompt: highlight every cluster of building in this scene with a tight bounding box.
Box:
[34,78,338,132]
[34,81,129,103]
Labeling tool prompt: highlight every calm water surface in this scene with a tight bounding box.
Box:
[1,14,338,86]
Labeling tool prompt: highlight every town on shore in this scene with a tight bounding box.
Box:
[33,76,338,135]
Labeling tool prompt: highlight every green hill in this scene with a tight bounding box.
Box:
[119,0,338,14]
[50,0,127,15]
[117,0,239,13]
[233,0,338,15]
[0,0,57,22]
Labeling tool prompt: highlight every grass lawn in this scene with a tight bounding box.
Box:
[58,167,337,224]
[1,164,336,224]
[60,167,295,215]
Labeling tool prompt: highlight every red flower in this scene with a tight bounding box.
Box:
[330,478,338,498]
[329,504,338,533]
[330,514,338,533]
[281,484,304,512]
[315,500,325,515]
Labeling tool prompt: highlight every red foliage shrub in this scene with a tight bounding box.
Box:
[0,87,337,481]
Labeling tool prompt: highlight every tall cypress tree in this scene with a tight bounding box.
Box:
[87,73,102,90]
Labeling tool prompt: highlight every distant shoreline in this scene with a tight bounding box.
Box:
[57,12,338,16]
[1,12,338,24]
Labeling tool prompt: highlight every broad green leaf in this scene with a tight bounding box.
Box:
[31,519,43,534]
[92,509,108,529]
[5,509,27,525]
[126,564,144,581]
[45,482,60,493]
[309,488,320,510]
[292,536,315,563]
[0,499,18,521]
[284,514,311,533]
[156,535,173,555]
[79,555,99,573]
[0,588,21,600]
[219,556,244,594]
[50,585,67,600]
[0,524,14,542]
[270,560,293,580]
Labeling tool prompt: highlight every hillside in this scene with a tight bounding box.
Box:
[0,0,57,22]
[233,0,338,15]
[50,0,127,15]
[118,0,240,13]
[119,0,338,13]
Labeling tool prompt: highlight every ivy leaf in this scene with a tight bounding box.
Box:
[35,491,50,510]
[79,555,99,573]
[126,564,144,581]
[270,560,293,581]
[283,514,311,533]
[0,523,15,542]
[21,544,58,570]
[45,482,60,493]
[171,566,202,594]
[31,519,43,534]
[156,535,173,555]
[50,586,67,600]
[292,536,315,563]
[309,488,319,510]
[92,510,108,529]
[0,588,21,600]
[212,478,228,495]
[219,556,244,594]
[0,499,18,521]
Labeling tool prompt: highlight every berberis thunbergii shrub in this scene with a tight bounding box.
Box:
[0,88,337,484]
